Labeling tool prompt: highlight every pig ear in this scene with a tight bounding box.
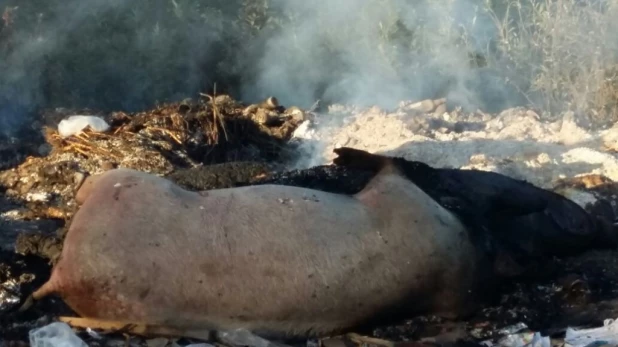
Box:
[333,147,390,172]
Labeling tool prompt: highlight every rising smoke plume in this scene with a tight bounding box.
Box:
[240,0,519,111]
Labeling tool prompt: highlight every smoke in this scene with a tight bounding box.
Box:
[239,0,522,111]
[0,0,237,137]
[1,0,617,142]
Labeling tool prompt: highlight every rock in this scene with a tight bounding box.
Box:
[406,99,436,113]
[435,104,447,116]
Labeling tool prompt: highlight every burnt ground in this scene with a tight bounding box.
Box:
[3,164,618,346]
[2,100,618,346]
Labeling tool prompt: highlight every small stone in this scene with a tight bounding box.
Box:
[407,99,435,113]
[435,104,448,116]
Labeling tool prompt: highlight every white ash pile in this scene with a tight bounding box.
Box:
[292,99,618,193]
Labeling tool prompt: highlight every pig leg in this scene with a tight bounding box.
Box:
[17,271,59,312]
[63,318,293,347]
[59,317,213,340]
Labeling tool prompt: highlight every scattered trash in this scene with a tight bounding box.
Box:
[481,323,550,347]
[0,278,20,314]
[29,322,87,347]
[498,323,529,335]
[85,327,102,340]
[565,318,618,347]
[291,120,316,140]
[26,192,51,202]
[482,331,550,347]
[57,115,110,138]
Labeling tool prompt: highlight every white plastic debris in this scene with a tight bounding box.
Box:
[26,192,51,202]
[481,323,551,347]
[291,120,316,140]
[498,322,529,335]
[217,328,280,347]
[29,322,87,347]
[57,115,110,138]
[492,332,551,347]
[565,318,618,347]
[85,327,102,340]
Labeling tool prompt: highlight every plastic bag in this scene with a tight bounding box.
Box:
[57,115,110,138]
[565,318,618,347]
[493,332,551,347]
[29,322,87,347]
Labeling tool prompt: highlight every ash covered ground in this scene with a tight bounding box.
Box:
[1,97,618,346]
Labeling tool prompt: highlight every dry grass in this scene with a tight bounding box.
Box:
[477,0,618,123]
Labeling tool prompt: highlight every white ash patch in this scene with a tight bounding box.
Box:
[25,192,51,203]
[292,103,618,190]
[558,188,600,208]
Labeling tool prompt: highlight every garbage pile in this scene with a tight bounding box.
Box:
[0,94,305,229]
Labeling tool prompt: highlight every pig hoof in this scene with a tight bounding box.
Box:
[17,294,34,313]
